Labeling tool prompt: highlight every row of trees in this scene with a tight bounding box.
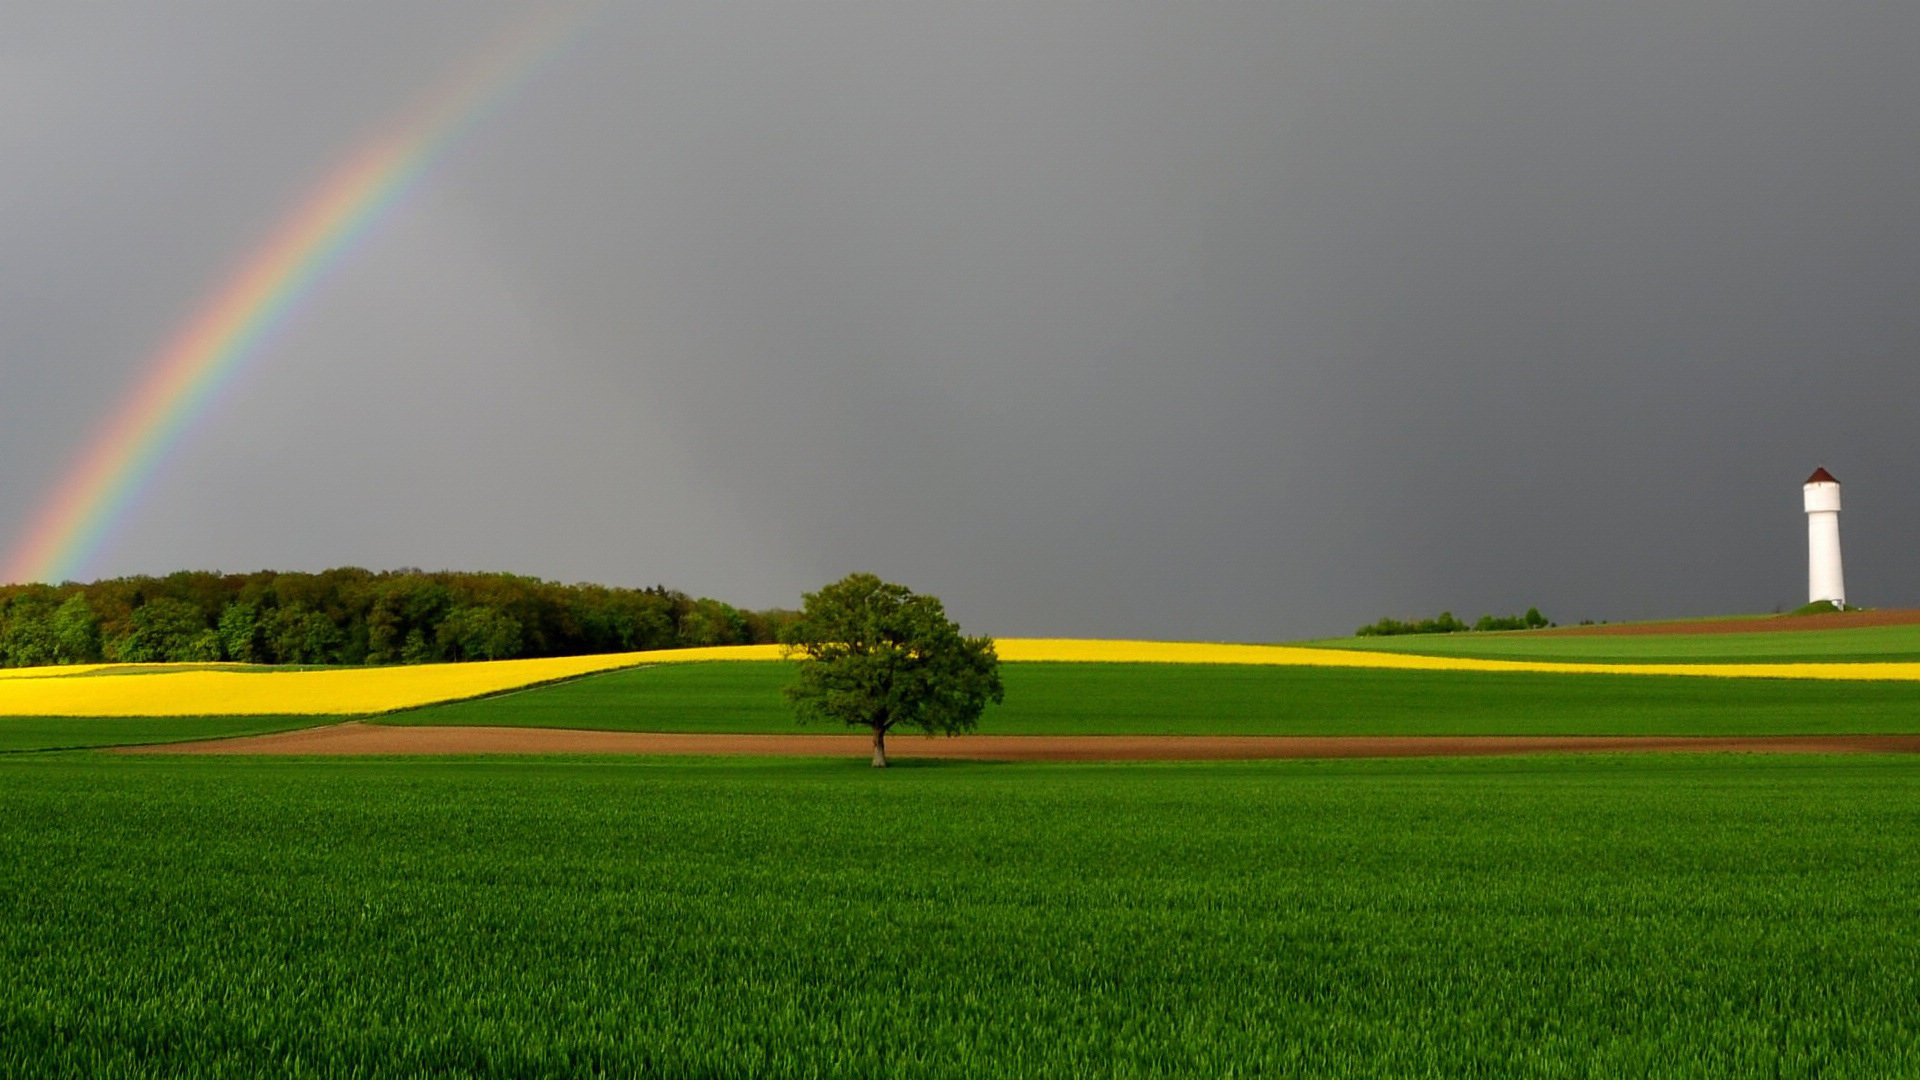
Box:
[1355,608,1551,637]
[0,568,798,668]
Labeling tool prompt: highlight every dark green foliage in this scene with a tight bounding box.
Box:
[215,601,265,664]
[0,596,60,667]
[678,597,749,647]
[0,589,103,666]
[1475,606,1551,631]
[48,594,100,663]
[783,573,1003,764]
[1793,600,1847,615]
[108,597,214,662]
[1357,610,1468,636]
[0,569,798,668]
[4,755,1920,1077]
[266,604,341,665]
[385,660,1920,736]
[1360,607,1551,636]
[433,605,523,661]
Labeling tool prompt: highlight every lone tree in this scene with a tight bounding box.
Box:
[783,573,1003,767]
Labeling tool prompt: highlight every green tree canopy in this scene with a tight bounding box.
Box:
[0,569,798,669]
[782,573,1003,767]
[109,597,210,663]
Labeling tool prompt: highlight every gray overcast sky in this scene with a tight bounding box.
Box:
[3,2,1916,640]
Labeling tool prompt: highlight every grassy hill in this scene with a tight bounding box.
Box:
[11,634,1920,752]
[371,659,1920,738]
[1303,622,1920,664]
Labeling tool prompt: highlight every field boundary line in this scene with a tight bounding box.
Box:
[113,726,1920,760]
[364,664,660,720]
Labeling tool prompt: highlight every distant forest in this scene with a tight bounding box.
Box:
[0,568,798,668]
[1355,608,1552,637]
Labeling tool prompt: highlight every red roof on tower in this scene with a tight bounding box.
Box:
[1806,467,1839,485]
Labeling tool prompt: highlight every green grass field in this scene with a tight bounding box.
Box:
[377,659,1920,737]
[4,753,1918,1078]
[1303,622,1920,663]
[8,654,1920,754]
[0,715,324,753]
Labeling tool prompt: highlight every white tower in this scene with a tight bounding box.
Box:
[1803,467,1845,608]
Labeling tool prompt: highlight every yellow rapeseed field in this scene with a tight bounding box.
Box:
[0,663,119,679]
[0,645,781,717]
[995,638,1920,681]
[3,639,1918,718]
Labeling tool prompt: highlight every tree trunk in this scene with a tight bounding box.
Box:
[871,725,888,768]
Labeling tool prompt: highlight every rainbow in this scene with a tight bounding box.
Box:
[4,7,597,584]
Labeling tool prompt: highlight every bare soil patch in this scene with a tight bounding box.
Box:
[1535,609,1920,637]
[113,723,1920,760]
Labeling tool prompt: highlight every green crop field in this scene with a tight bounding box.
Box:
[377,659,1920,737]
[1303,622,1920,663]
[4,753,1918,1077]
[9,653,1920,754]
[0,715,321,753]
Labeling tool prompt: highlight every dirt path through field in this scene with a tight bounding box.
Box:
[113,723,1920,759]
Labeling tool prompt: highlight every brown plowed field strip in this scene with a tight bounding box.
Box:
[1536,609,1920,636]
[113,723,1920,760]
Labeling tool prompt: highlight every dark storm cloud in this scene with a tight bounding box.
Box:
[4,2,1916,638]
